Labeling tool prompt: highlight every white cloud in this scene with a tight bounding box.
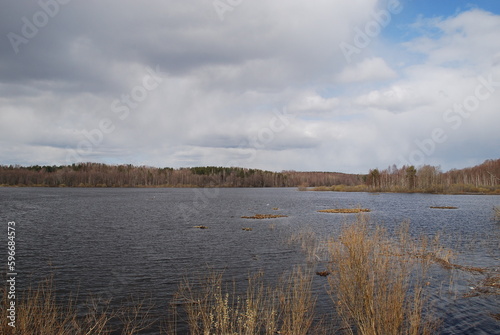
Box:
[288,92,339,113]
[336,57,398,83]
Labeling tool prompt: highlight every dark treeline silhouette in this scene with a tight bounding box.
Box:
[0,163,361,188]
[0,159,498,193]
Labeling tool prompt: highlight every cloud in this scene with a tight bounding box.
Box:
[336,57,398,83]
[0,2,499,173]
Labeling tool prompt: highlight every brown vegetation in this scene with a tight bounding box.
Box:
[327,216,440,335]
[0,277,155,335]
[463,274,500,298]
[318,208,370,213]
[173,268,315,335]
[494,206,500,221]
[241,214,288,219]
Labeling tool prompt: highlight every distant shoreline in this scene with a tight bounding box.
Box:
[1,159,498,192]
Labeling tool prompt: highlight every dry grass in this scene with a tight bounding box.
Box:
[318,208,370,213]
[0,277,156,335]
[173,268,314,335]
[241,214,288,219]
[327,215,438,335]
[463,274,500,298]
[494,206,500,221]
[1,277,113,335]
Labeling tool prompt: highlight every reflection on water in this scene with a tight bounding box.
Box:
[0,188,498,334]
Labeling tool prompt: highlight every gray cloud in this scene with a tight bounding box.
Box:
[0,2,499,172]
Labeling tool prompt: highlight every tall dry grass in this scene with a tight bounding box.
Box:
[0,277,112,334]
[172,267,315,335]
[0,277,156,335]
[327,215,438,335]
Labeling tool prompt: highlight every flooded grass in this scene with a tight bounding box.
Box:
[241,214,288,219]
[318,208,371,213]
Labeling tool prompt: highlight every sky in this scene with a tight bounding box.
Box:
[1,0,499,173]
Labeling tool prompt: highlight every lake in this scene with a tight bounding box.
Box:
[0,187,499,334]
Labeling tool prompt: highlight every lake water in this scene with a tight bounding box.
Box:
[1,187,499,334]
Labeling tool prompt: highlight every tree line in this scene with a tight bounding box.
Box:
[0,159,498,193]
[363,159,500,193]
[0,163,361,188]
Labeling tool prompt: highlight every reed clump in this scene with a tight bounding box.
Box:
[318,208,370,213]
[327,215,438,335]
[173,267,315,335]
[241,214,288,219]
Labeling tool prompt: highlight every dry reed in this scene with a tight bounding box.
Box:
[173,267,315,335]
[0,277,157,335]
[0,277,114,334]
[318,208,370,213]
[327,215,438,335]
[241,214,288,219]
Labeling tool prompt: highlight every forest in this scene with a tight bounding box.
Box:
[0,159,499,194]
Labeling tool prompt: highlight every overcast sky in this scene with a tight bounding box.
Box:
[1,0,499,173]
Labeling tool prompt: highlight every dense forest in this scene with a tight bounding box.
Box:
[0,164,361,188]
[0,159,499,194]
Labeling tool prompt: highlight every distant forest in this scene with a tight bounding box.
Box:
[0,159,499,194]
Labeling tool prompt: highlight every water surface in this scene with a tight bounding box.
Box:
[0,188,498,334]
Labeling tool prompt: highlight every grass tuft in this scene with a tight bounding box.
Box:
[241,214,288,219]
[327,215,438,335]
[318,208,370,213]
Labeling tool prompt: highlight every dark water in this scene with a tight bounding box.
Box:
[0,187,499,334]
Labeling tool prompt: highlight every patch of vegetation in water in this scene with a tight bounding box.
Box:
[317,208,370,213]
[241,214,288,219]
